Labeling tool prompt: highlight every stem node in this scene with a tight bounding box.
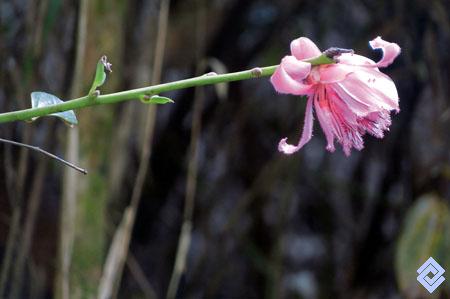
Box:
[250,67,263,78]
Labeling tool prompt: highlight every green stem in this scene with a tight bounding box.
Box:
[0,54,334,124]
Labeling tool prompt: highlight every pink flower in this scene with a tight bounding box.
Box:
[271,36,401,156]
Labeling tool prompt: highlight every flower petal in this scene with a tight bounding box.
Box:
[290,37,322,60]
[313,89,336,152]
[327,92,364,155]
[331,83,376,116]
[270,61,313,95]
[318,64,353,84]
[280,56,311,81]
[278,96,314,154]
[357,110,392,138]
[313,87,368,156]
[337,68,399,112]
[337,53,376,67]
[369,36,401,68]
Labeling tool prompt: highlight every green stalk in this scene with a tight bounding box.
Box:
[0,54,334,124]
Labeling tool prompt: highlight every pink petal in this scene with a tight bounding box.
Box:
[337,69,399,112]
[313,89,336,152]
[278,96,314,154]
[357,110,392,138]
[290,37,322,61]
[337,53,377,67]
[314,87,367,156]
[331,83,376,116]
[369,36,401,68]
[328,93,364,155]
[328,89,359,125]
[318,64,353,84]
[270,60,313,95]
[280,56,311,81]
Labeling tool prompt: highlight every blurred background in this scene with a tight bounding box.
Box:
[0,0,449,298]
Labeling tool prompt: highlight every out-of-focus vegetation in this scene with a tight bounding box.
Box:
[0,0,449,298]
[396,194,450,298]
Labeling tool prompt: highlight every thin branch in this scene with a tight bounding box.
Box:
[0,138,87,174]
[0,53,335,124]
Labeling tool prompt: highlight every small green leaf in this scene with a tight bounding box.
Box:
[88,55,112,95]
[140,95,174,105]
[31,92,78,126]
